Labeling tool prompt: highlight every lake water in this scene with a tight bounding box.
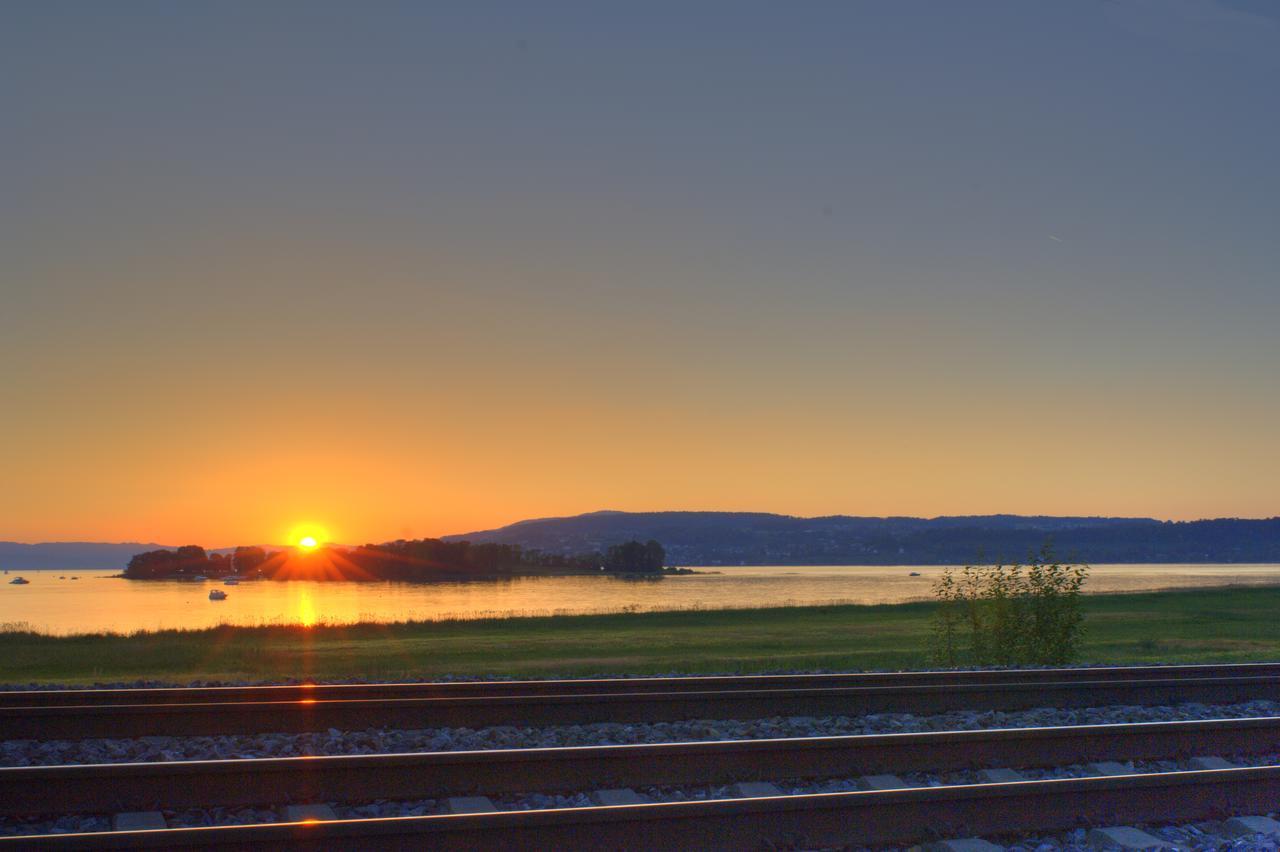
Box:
[4,564,1280,635]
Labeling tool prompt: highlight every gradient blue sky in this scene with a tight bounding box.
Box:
[2,1,1277,543]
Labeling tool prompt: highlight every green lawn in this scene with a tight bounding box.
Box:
[3,586,1279,685]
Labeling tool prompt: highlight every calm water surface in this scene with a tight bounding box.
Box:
[4,564,1280,635]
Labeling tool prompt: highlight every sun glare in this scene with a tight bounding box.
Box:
[287,522,330,551]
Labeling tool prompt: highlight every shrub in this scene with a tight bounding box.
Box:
[930,548,1088,667]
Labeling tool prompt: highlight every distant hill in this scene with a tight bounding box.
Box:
[444,511,1280,566]
[0,541,170,571]
[0,542,266,571]
[12,512,1280,570]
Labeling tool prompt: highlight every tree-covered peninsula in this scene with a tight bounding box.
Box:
[123,538,667,581]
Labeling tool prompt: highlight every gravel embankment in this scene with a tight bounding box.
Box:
[6,694,1280,843]
[7,763,1280,847]
[1004,818,1280,851]
[4,699,1279,767]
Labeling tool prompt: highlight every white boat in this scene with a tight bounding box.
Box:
[209,589,227,600]
[9,577,29,585]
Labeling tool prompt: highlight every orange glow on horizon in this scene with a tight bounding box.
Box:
[288,523,330,551]
[258,544,377,585]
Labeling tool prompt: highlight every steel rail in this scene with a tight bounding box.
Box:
[2,716,1278,817]
[5,661,1280,707]
[3,674,1278,739]
[6,765,1280,850]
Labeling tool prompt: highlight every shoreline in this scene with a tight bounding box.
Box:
[7,576,1280,639]
[3,585,1279,686]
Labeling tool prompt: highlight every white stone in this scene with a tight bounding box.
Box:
[591,788,647,806]
[1187,755,1237,770]
[281,804,336,822]
[441,796,498,814]
[923,839,1004,851]
[1224,815,1280,838]
[730,781,782,798]
[1087,826,1173,849]
[1086,761,1133,776]
[858,774,909,790]
[112,811,166,831]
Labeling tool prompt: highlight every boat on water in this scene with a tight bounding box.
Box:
[909,571,922,577]
[9,577,29,585]
[223,578,240,585]
[209,589,227,601]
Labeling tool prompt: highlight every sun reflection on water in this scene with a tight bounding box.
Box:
[294,587,319,627]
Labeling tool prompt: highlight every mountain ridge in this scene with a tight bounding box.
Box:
[443,511,1280,566]
[7,511,1280,569]
[0,542,275,571]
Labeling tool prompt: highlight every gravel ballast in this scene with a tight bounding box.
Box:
[6,762,1280,847]
[4,699,1280,767]
[6,689,1280,845]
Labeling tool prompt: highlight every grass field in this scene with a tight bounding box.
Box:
[3,586,1279,685]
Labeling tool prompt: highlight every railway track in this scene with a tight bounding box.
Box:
[2,715,1278,816]
[8,766,1280,850]
[5,665,1280,848]
[7,661,1280,706]
[4,663,1279,738]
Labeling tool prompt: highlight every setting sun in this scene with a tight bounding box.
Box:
[287,523,330,551]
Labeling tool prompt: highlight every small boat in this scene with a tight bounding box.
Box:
[9,577,29,585]
[909,572,921,577]
[209,589,227,601]
[59,576,66,580]
[194,575,208,581]
[223,578,240,585]
[70,576,79,580]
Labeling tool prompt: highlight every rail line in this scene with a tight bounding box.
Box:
[4,665,1280,739]
[6,665,1280,848]
[5,661,1280,706]
[6,765,1280,849]
[2,715,1278,817]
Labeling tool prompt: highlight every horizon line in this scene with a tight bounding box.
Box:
[4,509,1280,549]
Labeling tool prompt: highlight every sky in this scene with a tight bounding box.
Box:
[2,1,1278,546]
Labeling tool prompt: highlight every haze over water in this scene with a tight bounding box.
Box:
[6,565,1280,635]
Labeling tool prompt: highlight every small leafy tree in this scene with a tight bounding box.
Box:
[929,548,1088,666]
[1022,554,1089,664]
[929,568,965,666]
